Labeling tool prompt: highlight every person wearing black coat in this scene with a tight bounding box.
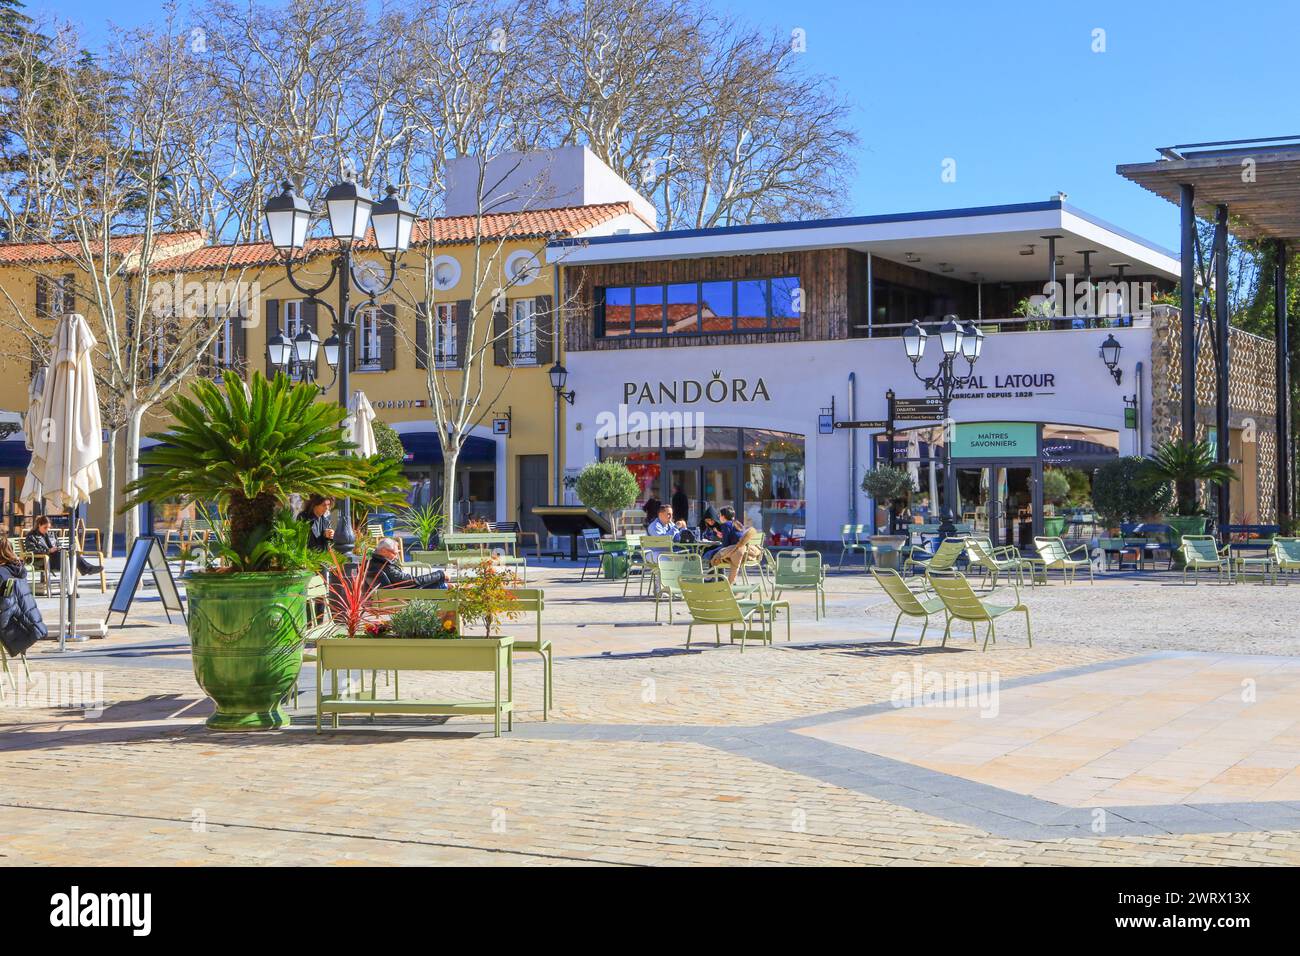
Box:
[24,516,101,575]
[0,538,46,654]
[363,538,446,590]
[298,495,336,552]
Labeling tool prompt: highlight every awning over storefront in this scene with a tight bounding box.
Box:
[398,431,495,466]
[0,436,31,470]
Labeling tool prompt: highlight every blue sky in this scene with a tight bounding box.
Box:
[38,0,1298,249]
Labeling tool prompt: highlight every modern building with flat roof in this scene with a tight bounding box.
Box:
[549,196,1278,548]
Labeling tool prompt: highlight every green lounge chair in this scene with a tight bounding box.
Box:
[771,550,827,619]
[964,537,1033,589]
[927,571,1032,650]
[1272,537,1300,582]
[1030,536,1094,584]
[837,524,869,569]
[902,537,966,577]
[1180,534,1232,585]
[679,580,786,651]
[871,568,947,644]
[626,533,673,597]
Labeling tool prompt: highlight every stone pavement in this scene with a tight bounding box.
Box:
[3,561,1300,865]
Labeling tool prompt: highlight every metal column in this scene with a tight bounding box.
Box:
[1276,240,1292,527]
[1214,205,1231,525]
[1179,183,1197,442]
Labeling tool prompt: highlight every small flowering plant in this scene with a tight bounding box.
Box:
[437,610,459,639]
[453,559,520,637]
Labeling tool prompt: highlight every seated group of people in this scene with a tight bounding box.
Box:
[642,501,758,583]
[0,516,103,580]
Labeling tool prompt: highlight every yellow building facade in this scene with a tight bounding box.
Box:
[0,199,653,550]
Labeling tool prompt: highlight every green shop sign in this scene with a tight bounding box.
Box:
[951,422,1038,458]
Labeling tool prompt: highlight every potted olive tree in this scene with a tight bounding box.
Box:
[1040,469,1071,538]
[574,460,640,578]
[123,371,406,730]
[861,465,916,534]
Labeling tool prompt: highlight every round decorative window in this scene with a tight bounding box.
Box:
[432,255,461,291]
[505,250,541,286]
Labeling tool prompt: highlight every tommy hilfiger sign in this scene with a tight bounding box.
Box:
[623,371,772,405]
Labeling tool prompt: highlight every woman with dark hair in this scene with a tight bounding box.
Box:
[25,516,101,575]
[642,496,662,531]
[298,495,335,552]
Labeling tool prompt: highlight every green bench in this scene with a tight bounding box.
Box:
[315,636,514,736]
[377,587,552,718]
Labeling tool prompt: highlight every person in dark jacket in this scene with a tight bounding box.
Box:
[0,538,27,581]
[702,506,744,565]
[698,507,723,543]
[671,484,690,526]
[0,538,46,654]
[24,516,101,576]
[363,538,446,589]
[298,494,336,552]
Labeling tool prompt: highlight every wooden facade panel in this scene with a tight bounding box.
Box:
[563,248,850,351]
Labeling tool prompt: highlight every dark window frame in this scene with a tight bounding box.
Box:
[598,276,801,339]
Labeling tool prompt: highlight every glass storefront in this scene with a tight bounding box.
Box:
[599,426,806,545]
[876,421,1120,543]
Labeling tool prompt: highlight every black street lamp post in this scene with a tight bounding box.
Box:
[262,179,415,556]
[548,362,575,504]
[902,315,984,537]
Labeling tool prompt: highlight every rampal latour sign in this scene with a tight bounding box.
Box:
[623,370,772,405]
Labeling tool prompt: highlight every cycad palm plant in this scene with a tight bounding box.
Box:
[1141,439,1236,517]
[124,371,407,571]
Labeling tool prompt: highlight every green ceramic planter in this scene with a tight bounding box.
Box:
[1042,516,1067,538]
[186,571,311,731]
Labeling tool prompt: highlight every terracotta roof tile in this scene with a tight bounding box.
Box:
[150,202,647,274]
[0,230,204,266]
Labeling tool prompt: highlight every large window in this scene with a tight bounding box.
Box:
[599,277,801,337]
[511,298,537,364]
[357,307,383,370]
[433,302,457,368]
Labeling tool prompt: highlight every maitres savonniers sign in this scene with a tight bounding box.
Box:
[623,371,772,405]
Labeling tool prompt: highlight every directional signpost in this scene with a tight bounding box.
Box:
[833,419,887,429]
[893,396,945,421]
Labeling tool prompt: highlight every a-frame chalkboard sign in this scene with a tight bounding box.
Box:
[106,536,186,627]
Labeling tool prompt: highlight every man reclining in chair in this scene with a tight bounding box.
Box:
[363,537,447,590]
[704,509,763,584]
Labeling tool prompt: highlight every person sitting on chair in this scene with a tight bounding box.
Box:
[646,504,683,540]
[698,507,723,542]
[24,516,101,576]
[363,537,446,590]
[298,494,335,552]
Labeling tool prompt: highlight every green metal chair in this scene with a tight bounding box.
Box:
[651,552,707,623]
[964,537,1033,589]
[871,568,947,644]
[1030,536,1094,584]
[926,571,1032,650]
[902,537,966,577]
[771,550,827,619]
[679,580,774,651]
[837,524,869,569]
[1272,537,1300,582]
[1180,534,1232,585]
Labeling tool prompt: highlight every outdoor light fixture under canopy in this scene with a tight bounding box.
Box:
[1099,333,1123,385]
[960,320,984,362]
[372,186,416,253]
[263,181,311,252]
[325,180,374,244]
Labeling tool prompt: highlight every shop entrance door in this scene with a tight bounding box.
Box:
[955,462,1040,548]
[669,461,738,529]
